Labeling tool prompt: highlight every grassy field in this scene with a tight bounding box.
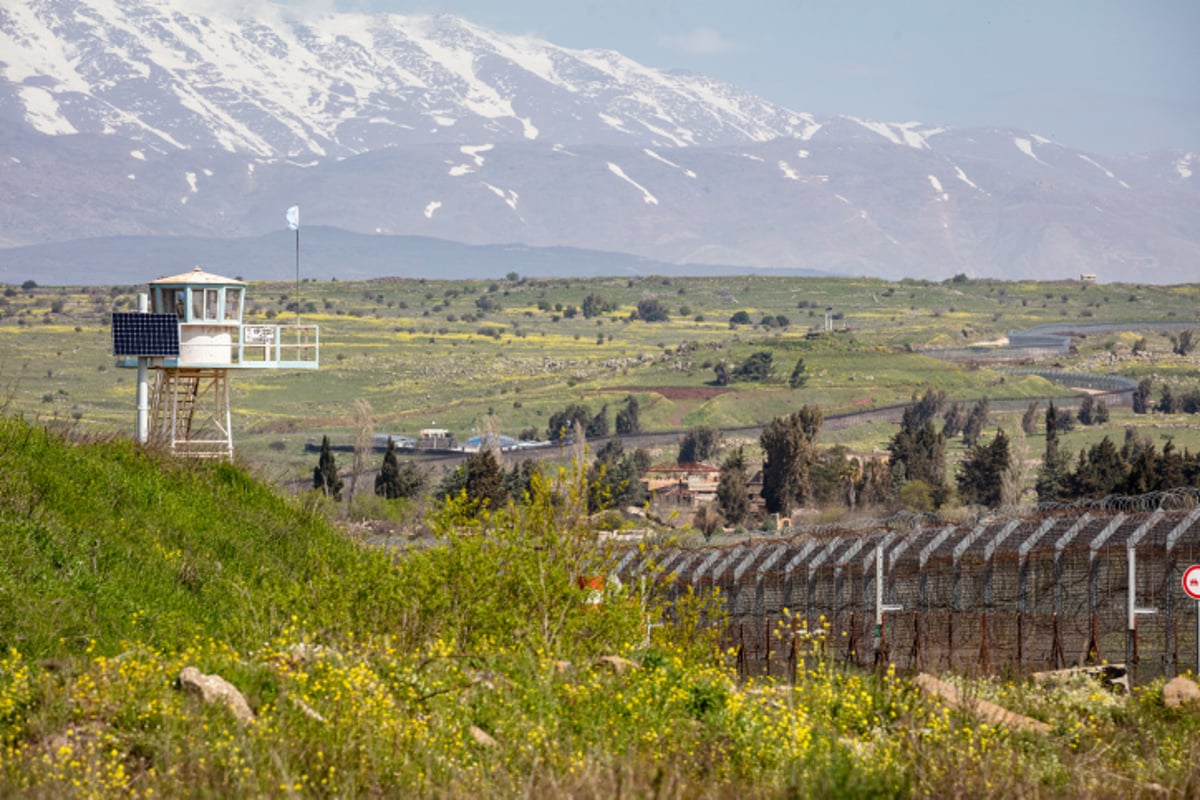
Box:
[3,275,1199,487]
[1,415,1198,798]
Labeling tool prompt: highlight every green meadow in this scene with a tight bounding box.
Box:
[3,275,1200,486]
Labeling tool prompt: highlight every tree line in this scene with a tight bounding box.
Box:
[314,381,1200,529]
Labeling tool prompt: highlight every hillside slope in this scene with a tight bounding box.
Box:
[0,415,399,658]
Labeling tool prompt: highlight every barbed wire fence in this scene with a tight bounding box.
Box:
[619,496,1200,684]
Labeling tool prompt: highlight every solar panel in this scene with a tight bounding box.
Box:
[112,313,181,357]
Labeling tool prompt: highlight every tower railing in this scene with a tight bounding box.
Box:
[235,324,320,368]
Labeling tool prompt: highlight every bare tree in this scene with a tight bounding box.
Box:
[1169,329,1196,356]
[692,503,724,541]
[348,398,374,506]
[1001,425,1029,508]
[480,411,503,460]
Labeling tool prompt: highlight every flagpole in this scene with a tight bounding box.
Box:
[286,205,301,324]
[295,224,300,325]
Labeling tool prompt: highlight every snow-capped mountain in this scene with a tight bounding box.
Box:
[0,0,1197,284]
[0,0,818,156]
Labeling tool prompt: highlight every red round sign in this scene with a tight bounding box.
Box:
[1184,564,1200,601]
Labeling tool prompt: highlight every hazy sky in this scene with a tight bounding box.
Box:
[337,0,1199,156]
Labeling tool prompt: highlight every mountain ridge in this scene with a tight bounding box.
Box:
[0,227,835,286]
[1,1,1197,283]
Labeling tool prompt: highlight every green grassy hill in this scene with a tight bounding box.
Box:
[1,416,1198,798]
[0,415,400,660]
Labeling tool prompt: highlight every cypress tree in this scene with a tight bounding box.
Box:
[888,409,946,491]
[1122,445,1160,495]
[678,426,719,463]
[760,406,822,514]
[586,404,610,438]
[956,428,1010,507]
[1036,402,1071,503]
[614,395,641,435]
[1133,378,1153,414]
[313,435,344,500]
[1021,400,1040,436]
[1071,436,1126,499]
[463,449,506,509]
[716,447,750,526]
[375,437,401,498]
[1159,384,1177,414]
[961,397,990,447]
[375,438,425,499]
[788,357,808,389]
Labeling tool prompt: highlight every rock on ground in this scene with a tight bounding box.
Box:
[178,666,254,723]
[1163,676,1200,710]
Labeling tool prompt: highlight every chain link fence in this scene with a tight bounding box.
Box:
[620,501,1200,684]
[922,320,1198,364]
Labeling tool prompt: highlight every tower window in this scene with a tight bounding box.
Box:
[192,288,220,321]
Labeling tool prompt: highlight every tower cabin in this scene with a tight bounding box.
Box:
[113,267,318,459]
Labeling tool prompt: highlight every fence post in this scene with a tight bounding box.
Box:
[910,610,922,670]
[1127,542,1136,678]
[977,612,990,673]
[789,617,799,685]
[736,624,746,680]
[1051,613,1065,669]
[874,543,902,668]
[947,613,954,672]
[1125,543,1160,685]
[764,617,771,677]
[1086,613,1101,665]
[1016,610,1024,666]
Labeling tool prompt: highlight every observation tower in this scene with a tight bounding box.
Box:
[112,267,319,458]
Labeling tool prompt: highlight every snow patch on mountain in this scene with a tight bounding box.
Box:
[927,175,948,201]
[1014,137,1047,165]
[637,120,693,148]
[607,162,658,205]
[779,161,799,181]
[482,182,519,211]
[1176,154,1194,179]
[953,165,985,194]
[403,17,535,139]
[845,117,944,149]
[598,113,632,133]
[461,144,492,165]
[1077,154,1130,188]
[424,200,442,218]
[16,86,77,136]
[897,122,945,149]
[0,3,90,93]
[643,148,696,178]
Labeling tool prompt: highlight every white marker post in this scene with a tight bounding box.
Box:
[1126,545,1156,669]
[1183,564,1200,673]
[874,545,903,660]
